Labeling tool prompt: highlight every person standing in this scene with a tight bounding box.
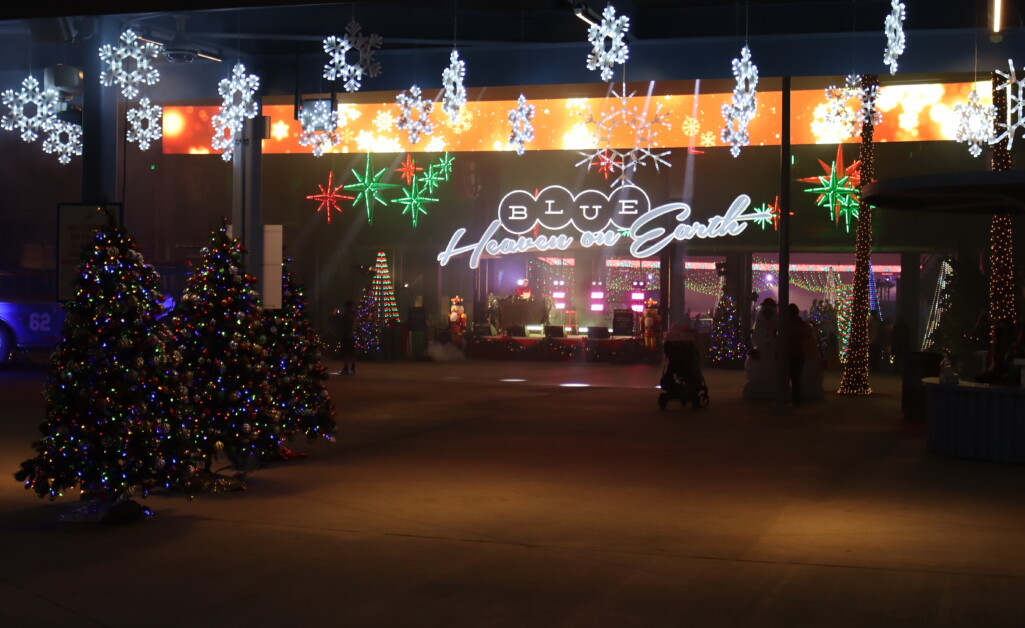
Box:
[788,304,813,406]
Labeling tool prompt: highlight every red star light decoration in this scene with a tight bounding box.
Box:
[590,149,622,181]
[306,171,353,223]
[396,154,423,185]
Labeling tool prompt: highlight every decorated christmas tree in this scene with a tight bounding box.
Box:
[354,286,381,357]
[705,287,747,368]
[15,216,199,505]
[264,262,337,443]
[371,251,401,325]
[170,220,280,471]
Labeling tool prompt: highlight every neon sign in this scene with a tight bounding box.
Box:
[437,184,769,269]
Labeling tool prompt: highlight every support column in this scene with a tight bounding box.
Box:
[231,116,266,304]
[776,76,792,408]
[81,16,119,205]
[898,252,921,347]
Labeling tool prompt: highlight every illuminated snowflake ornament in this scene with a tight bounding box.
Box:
[954,90,996,158]
[508,94,535,155]
[586,4,630,82]
[323,19,382,93]
[1,75,59,142]
[298,100,340,157]
[576,85,671,187]
[822,74,861,139]
[396,85,434,144]
[441,49,467,124]
[42,120,83,165]
[882,0,906,75]
[857,80,883,128]
[126,97,163,151]
[98,29,161,100]
[210,63,261,162]
[992,59,1025,150]
[721,46,759,157]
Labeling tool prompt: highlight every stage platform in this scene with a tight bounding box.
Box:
[464,334,654,362]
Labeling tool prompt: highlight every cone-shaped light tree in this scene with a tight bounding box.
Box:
[15,216,200,501]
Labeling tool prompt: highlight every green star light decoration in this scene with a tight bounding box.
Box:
[345,154,398,224]
[395,175,438,228]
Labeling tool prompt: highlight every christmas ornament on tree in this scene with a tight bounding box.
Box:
[170,220,281,470]
[15,214,200,505]
[264,262,337,444]
[586,4,630,82]
[98,29,161,100]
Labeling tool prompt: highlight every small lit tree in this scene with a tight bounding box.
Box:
[705,286,747,369]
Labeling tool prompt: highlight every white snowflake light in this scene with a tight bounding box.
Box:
[883,0,906,75]
[441,49,467,124]
[98,29,161,100]
[126,97,163,151]
[586,4,630,82]
[298,100,340,157]
[42,120,83,165]
[1,75,59,142]
[857,81,883,128]
[992,58,1025,150]
[954,90,996,157]
[721,45,759,157]
[396,85,434,145]
[323,19,382,93]
[508,94,535,155]
[576,85,671,187]
[822,74,861,139]
[210,62,261,161]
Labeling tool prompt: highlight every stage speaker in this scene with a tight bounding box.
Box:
[587,326,610,339]
[544,325,565,338]
[507,325,526,337]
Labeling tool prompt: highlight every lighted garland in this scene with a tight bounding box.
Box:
[989,69,1018,326]
[838,73,877,396]
[371,251,401,325]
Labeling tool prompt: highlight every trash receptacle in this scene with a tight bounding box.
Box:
[902,351,943,422]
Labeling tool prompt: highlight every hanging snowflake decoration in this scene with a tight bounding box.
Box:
[441,49,467,124]
[323,19,382,93]
[857,80,883,128]
[508,93,535,155]
[721,45,759,157]
[298,100,340,157]
[575,85,671,187]
[98,29,161,100]
[882,0,906,75]
[992,58,1025,150]
[822,74,861,139]
[396,85,434,145]
[1,75,59,142]
[210,63,261,161]
[126,97,163,151]
[586,4,630,82]
[953,90,996,158]
[42,120,83,165]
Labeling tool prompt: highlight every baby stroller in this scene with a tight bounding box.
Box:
[658,340,710,409]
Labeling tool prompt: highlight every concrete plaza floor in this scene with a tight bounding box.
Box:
[1,356,1024,627]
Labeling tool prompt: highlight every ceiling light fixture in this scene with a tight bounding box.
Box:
[993,0,1003,33]
[574,3,598,26]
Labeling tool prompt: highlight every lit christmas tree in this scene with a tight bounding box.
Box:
[705,286,747,368]
[354,285,381,357]
[15,216,200,507]
[170,220,280,471]
[371,251,401,325]
[264,262,337,445]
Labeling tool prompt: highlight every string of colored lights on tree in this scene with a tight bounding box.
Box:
[171,220,282,468]
[354,286,382,357]
[922,259,952,351]
[264,261,337,443]
[705,288,747,367]
[838,73,877,396]
[371,251,401,325]
[15,215,201,502]
[585,4,630,82]
[989,69,1018,327]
